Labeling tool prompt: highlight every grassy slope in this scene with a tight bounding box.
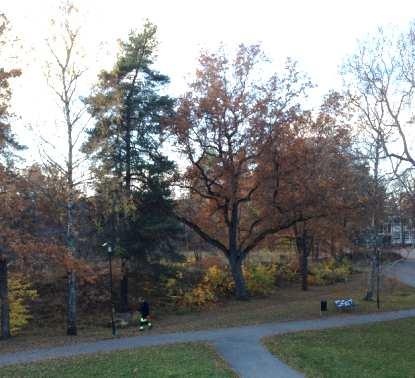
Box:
[264,317,415,378]
[1,343,236,378]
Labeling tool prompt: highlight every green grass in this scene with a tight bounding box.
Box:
[1,343,236,378]
[264,317,415,378]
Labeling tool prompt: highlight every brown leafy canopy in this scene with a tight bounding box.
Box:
[171,45,365,252]
[168,45,368,298]
[0,166,93,280]
[171,45,312,255]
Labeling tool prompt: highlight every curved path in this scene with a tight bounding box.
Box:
[2,309,415,377]
[385,257,415,287]
[2,259,415,378]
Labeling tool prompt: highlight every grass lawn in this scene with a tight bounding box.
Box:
[2,273,415,354]
[264,317,415,378]
[0,343,236,378]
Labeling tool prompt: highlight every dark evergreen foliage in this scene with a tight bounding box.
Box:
[83,21,181,266]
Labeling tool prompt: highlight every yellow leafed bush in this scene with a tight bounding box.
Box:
[180,263,279,308]
[202,265,235,296]
[244,264,277,296]
[9,277,38,334]
[182,286,215,308]
[169,256,353,310]
[277,260,300,282]
[309,258,352,285]
[180,265,234,308]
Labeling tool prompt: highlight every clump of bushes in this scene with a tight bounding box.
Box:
[245,264,276,296]
[158,257,353,310]
[308,258,352,285]
[178,263,278,308]
[180,265,235,308]
[274,260,300,285]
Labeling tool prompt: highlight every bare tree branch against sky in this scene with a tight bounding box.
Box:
[2,0,415,165]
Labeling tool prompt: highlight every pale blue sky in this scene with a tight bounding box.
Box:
[2,0,415,167]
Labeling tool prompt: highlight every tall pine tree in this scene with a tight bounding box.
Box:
[83,21,180,312]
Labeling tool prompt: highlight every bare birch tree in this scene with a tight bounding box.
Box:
[344,23,415,191]
[44,1,87,336]
[342,22,415,302]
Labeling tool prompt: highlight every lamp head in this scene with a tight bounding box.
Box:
[102,242,112,254]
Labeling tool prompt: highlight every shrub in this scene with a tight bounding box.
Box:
[182,286,215,308]
[9,276,38,334]
[274,261,300,285]
[306,274,320,286]
[164,270,191,299]
[309,258,352,285]
[202,265,235,296]
[181,262,281,308]
[244,264,276,296]
[180,265,234,309]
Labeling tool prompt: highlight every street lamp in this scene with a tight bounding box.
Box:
[102,242,116,336]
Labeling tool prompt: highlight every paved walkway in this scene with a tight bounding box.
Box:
[2,309,415,377]
[2,258,415,377]
[385,257,415,287]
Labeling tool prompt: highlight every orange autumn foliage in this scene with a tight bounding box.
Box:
[168,45,369,298]
[0,166,95,282]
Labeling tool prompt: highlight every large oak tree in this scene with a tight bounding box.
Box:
[169,45,314,299]
[170,46,369,299]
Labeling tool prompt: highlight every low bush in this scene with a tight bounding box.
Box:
[274,261,300,285]
[180,262,279,308]
[203,265,235,296]
[159,257,353,310]
[309,258,352,285]
[245,264,276,296]
[180,265,234,308]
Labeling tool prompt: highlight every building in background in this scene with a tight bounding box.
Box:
[381,216,415,246]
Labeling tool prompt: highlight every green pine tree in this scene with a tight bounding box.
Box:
[83,21,180,311]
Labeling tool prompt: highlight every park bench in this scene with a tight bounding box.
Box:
[334,298,356,311]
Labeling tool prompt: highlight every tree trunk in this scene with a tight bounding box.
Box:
[313,241,320,261]
[300,250,308,291]
[330,235,335,257]
[376,248,381,309]
[0,258,10,339]
[119,258,129,312]
[296,233,311,291]
[66,98,77,336]
[66,189,77,335]
[364,253,377,301]
[67,270,77,335]
[229,255,248,300]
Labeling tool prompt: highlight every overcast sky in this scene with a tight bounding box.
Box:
[3,0,415,168]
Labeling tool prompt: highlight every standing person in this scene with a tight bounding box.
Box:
[138,297,152,331]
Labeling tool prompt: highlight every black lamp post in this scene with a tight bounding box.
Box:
[375,234,382,310]
[103,242,116,336]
